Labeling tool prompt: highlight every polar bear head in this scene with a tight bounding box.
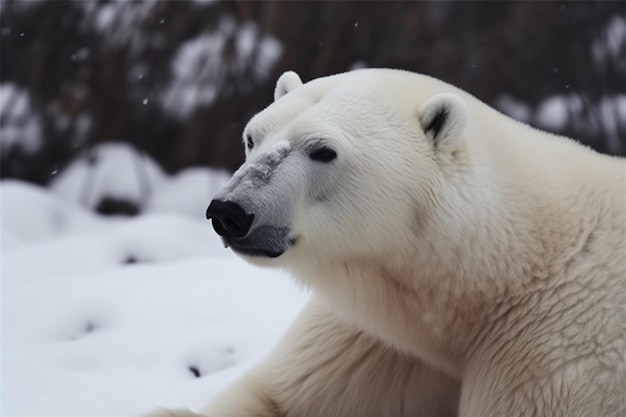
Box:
[206,69,469,270]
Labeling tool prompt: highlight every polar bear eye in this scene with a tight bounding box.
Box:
[309,146,337,163]
[246,135,254,150]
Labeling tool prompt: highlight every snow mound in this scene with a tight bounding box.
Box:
[49,142,232,219]
[0,180,104,247]
[49,142,166,213]
[2,176,309,417]
[3,258,308,416]
[2,213,226,287]
[146,167,231,218]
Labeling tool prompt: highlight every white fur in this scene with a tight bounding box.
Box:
[274,71,303,101]
[149,69,626,417]
[419,92,467,151]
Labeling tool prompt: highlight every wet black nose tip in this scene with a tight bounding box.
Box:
[206,199,254,239]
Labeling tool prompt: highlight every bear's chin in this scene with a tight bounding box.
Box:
[221,228,297,261]
[229,245,285,258]
[232,247,291,269]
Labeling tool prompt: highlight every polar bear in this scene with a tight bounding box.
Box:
[151,69,626,417]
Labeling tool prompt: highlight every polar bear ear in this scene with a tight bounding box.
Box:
[274,71,303,101]
[418,93,467,151]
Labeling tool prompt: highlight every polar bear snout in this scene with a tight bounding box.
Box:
[205,196,293,259]
[206,199,255,240]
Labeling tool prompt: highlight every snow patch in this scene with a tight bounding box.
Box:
[1,178,309,416]
[160,16,283,119]
[0,83,43,154]
[0,180,104,245]
[535,94,584,131]
[80,1,157,54]
[592,16,626,64]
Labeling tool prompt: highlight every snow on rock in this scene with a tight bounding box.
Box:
[145,167,231,218]
[535,94,625,153]
[78,1,157,55]
[0,83,44,155]
[49,142,166,213]
[535,94,584,131]
[48,142,234,218]
[160,15,282,119]
[592,16,626,64]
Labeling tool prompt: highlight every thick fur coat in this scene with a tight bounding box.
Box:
[148,69,626,417]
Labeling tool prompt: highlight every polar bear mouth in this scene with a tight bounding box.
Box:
[227,244,284,258]
[221,225,293,258]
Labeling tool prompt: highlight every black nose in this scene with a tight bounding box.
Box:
[206,199,255,239]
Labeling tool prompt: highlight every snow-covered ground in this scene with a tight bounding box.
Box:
[1,168,309,416]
